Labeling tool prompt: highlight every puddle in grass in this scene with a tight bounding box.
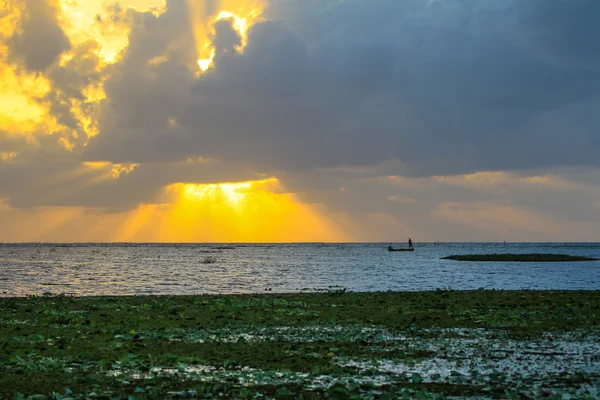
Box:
[338,328,600,398]
[98,327,600,398]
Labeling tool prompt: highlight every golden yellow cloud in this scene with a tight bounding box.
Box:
[1,0,266,150]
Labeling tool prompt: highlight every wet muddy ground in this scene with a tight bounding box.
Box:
[1,290,599,398]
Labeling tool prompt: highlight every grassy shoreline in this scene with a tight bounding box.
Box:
[1,290,599,398]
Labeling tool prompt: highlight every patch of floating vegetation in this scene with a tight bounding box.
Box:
[441,253,598,262]
[1,290,599,398]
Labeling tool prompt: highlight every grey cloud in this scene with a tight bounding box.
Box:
[516,0,600,68]
[8,0,70,71]
[84,0,198,164]
[0,130,27,155]
[48,41,105,100]
[0,114,90,166]
[0,128,77,165]
[42,41,107,151]
[83,0,600,179]
[281,170,489,216]
[6,0,600,223]
[212,19,241,57]
[204,0,220,19]
[0,159,264,211]
[125,0,197,67]
[280,166,600,240]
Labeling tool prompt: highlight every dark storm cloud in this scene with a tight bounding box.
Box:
[8,0,70,71]
[84,0,600,178]
[516,0,600,68]
[5,0,600,220]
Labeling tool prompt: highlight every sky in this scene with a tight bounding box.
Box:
[0,0,599,242]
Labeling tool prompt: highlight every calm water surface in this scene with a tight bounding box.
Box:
[1,243,599,296]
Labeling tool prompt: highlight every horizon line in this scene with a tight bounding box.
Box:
[1,241,599,245]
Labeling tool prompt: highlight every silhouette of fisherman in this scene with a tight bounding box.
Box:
[408,238,413,250]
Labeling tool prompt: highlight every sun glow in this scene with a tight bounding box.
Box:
[0,64,52,127]
[197,54,214,71]
[59,0,165,64]
[183,181,255,206]
[0,152,17,161]
[196,7,263,72]
[134,178,350,242]
[216,10,252,37]
[83,161,140,179]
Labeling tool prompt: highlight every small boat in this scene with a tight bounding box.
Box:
[387,247,414,252]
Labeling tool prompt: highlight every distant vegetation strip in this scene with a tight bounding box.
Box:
[441,253,598,262]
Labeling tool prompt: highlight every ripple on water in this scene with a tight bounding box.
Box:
[1,243,600,295]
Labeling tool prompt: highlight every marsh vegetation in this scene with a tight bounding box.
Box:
[1,290,599,398]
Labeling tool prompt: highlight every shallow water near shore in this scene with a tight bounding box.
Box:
[1,242,599,296]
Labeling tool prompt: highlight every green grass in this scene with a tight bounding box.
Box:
[441,253,598,262]
[1,290,599,399]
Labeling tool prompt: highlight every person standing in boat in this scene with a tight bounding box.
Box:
[408,238,413,250]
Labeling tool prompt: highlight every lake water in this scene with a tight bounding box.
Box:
[1,243,599,296]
